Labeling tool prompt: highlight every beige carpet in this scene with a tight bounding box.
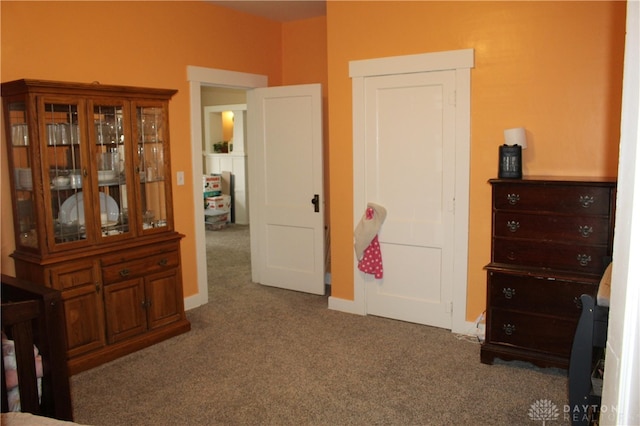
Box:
[71,225,571,425]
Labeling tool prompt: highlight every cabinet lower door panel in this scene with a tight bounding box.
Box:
[104,279,147,344]
[61,285,105,358]
[146,270,182,330]
[487,308,577,357]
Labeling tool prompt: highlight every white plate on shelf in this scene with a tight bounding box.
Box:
[58,192,119,225]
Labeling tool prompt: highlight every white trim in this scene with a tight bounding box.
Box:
[602,1,640,423]
[187,66,268,88]
[349,49,474,78]
[185,66,267,309]
[338,49,474,334]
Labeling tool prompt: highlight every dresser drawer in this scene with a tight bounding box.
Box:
[487,308,577,357]
[102,244,180,284]
[488,271,596,318]
[493,239,610,275]
[493,184,612,215]
[493,211,610,245]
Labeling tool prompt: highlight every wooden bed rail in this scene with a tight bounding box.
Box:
[1,274,73,421]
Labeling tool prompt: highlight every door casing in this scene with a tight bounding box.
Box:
[186,66,267,309]
[328,49,474,334]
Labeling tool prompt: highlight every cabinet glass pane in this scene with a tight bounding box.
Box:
[44,102,86,244]
[8,101,39,249]
[137,106,167,230]
[94,104,129,238]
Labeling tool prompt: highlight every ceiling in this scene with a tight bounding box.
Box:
[207,1,326,22]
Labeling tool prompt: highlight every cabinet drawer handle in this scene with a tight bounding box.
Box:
[506,221,520,233]
[506,251,517,261]
[502,287,516,299]
[579,195,595,208]
[576,254,592,267]
[502,323,516,336]
[119,268,130,277]
[578,225,593,238]
[158,258,168,266]
[506,193,520,205]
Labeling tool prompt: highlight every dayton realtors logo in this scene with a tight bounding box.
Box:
[528,399,560,424]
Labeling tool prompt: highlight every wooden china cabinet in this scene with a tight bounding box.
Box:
[1,79,190,374]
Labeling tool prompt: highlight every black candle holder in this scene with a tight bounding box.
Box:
[498,144,522,179]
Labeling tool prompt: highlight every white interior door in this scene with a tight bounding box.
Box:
[362,70,456,328]
[247,84,325,295]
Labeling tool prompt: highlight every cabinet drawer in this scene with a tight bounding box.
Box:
[487,308,577,357]
[493,184,611,215]
[102,250,179,284]
[493,239,610,275]
[488,272,596,317]
[493,211,610,245]
[49,260,98,290]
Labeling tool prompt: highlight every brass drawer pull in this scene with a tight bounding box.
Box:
[506,193,520,205]
[119,268,130,277]
[502,323,516,336]
[502,287,516,299]
[576,254,592,267]
[158,258,168,266]
[506,221,520,233]
[578,225,593,238]
[579,195,595,208]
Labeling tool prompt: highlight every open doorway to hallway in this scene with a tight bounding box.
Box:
[200,86,250,295]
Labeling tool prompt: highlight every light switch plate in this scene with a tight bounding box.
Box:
[177,171,184,186]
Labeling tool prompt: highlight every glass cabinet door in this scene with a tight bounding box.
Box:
[93,102,132,239]
[137,105,169,232]
[6,101,39,249]
[42,98,89,248]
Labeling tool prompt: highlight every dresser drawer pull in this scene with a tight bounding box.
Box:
[576,254,592,267]
[573,296,583,310]
[502,287,516,299]
[506,221,520,232]
[506,193,520,205]
[502,323,516,336]
[158,258,168,266]
[119,268,130,277]
[506,251,517,261]
[578,225,593,238]
[579,195,595,208]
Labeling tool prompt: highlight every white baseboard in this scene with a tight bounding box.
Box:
[328,296,365,315]
[184,294,205,311]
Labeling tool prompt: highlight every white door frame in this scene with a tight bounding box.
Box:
[185,66,267,309]
[333,49,473,334]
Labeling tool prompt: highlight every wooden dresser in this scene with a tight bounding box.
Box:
[481,177,616,369]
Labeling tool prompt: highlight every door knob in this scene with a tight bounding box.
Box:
[311,194,320,213]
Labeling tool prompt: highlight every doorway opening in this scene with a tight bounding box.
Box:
[201,87,250,295]
[186,66,267,308]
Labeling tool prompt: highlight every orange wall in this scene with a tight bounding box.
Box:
[1,1,627,323]
[0,1,283,297]
[282,16,331,231]
[325,1,626,319]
